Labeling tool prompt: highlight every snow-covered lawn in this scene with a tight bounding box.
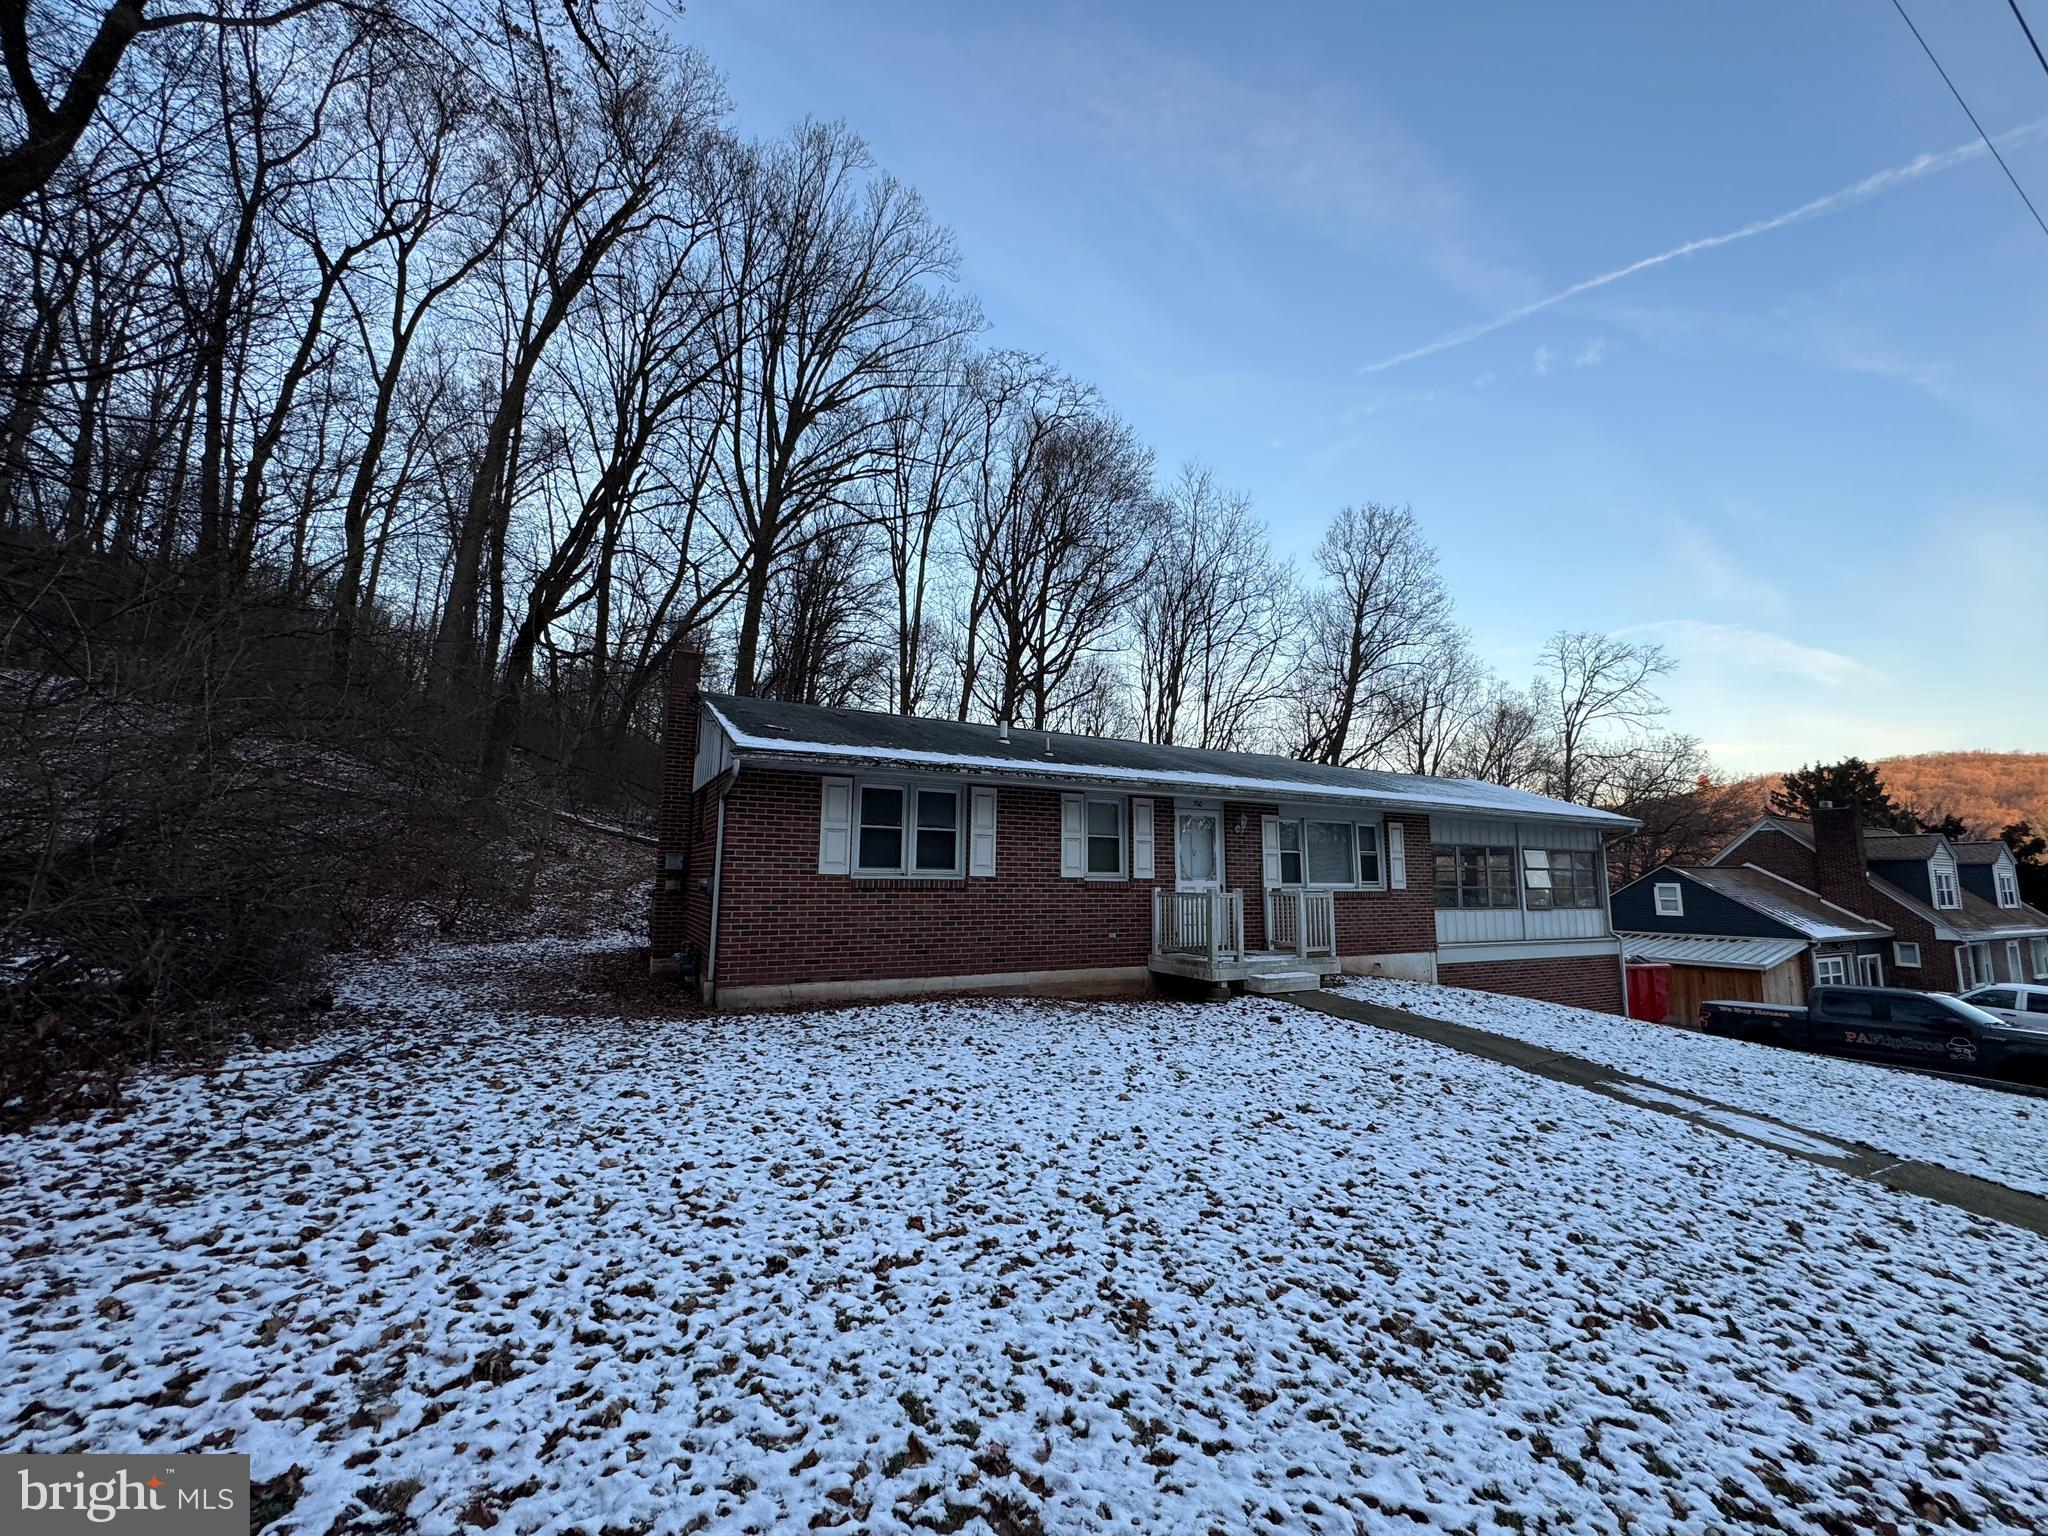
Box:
[1340,976,2048,1197]
[5,941,2047,1535]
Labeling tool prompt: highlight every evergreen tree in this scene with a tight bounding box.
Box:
[2001,822,2048,907]
[1916,812,1971,840]
[1768,758,1916,830]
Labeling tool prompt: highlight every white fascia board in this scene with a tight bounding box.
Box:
[701,721,1639,831]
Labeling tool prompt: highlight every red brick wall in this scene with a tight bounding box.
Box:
[1437,954,1625,1014]
[711,771,1170,988]
[1811,805,1879,922]
[648,647,704,959]
[1205,801,1433,958]
[680,769,728,964]
[1727,827,1818,888]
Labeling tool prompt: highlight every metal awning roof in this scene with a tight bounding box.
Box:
[1619,933,1809,971]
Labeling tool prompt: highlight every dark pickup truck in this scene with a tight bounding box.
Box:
[1700,986,2048,1084]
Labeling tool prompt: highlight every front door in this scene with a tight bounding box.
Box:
[1176,809,1222,891]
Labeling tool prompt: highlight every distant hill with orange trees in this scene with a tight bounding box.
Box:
[1725,752,2048,837]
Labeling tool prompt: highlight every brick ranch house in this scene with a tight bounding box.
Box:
[648,647,1638,1011]
[1615,804,2048,1003]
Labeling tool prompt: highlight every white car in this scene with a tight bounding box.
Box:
[1959,982,2048,1029]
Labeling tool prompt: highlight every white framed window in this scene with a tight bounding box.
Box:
[1857,953,1883,986]
[1305,820,1355,886]
[1814,954,1848,985]
[1086,798,1124,876]
[1893,940,1921,969]
[850,782,963,877]
[1356,821,1383,886]
[1263,814,1385,891]
[1061,794,1127,880]
[1652,881,1684,918]
[1523,848,1600,910]
[856,785,906,872]
[913,789,961,874]
[2009,940,2025,982]
[1276,820,1303,886]
[1995,865,2020,908]
[2033,936,2048,979]
[1931,863,1961,909]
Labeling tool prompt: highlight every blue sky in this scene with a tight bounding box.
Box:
[678,0,2048,773]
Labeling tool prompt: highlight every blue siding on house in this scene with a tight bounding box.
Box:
[1869,859,1932,906]
[1958,864,1998,904]
[1611,870,1805,939]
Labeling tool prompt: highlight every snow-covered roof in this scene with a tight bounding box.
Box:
[699,694,1639,829]
[1619,932,1809,971]
[1679,866,1893,941]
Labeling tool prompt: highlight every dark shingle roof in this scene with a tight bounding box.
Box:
[700,693,1637,828]
[1861,833,1948,862]
[1952,841,2015,866]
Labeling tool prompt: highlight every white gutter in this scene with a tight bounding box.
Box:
[704,763,738,1006]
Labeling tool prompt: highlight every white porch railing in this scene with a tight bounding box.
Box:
[1264,888,1337,958]
[1152,888,1245,961]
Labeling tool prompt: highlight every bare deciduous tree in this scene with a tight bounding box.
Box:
[1288,502,1452,767]
[1134,463,1293,749]
[1536,628,1674,804]
[707,120,972,698]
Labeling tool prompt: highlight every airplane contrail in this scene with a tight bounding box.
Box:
[1361,120,2048,374]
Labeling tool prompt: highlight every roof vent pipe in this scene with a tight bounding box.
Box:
[997,720,1010,743]
[1044,730,1054,758]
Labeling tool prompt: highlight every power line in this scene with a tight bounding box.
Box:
[1888,0,2048,240]
[2008,0,2048,84]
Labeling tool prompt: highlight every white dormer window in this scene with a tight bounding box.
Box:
[1995,863,2020,909]
[1931,861,1960,909]
[1653,881,1684,918]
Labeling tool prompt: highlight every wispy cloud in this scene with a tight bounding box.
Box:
[1361,120,2048,374]
[1021,30,1534,305]
[1617,619,1885,688]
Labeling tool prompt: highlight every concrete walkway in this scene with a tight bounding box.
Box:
[1290,990,2048,1240]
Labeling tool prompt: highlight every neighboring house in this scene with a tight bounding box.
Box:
[648,647,1639,1011]
[1611,864,1894,1023]
[1699,807,2048,991]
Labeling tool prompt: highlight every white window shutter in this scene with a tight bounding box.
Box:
[818,776,853,874]
[1387,821,1407,889]
[1060,793,1085,878]
[1131,798,1155,879]
[969,787,998,877]
[1261,816,1281,888]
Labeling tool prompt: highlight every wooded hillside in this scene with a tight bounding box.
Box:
[1727,752,2048,837]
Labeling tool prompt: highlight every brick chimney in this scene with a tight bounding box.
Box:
[1810,801,1876,921]
[649,641,705,972]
